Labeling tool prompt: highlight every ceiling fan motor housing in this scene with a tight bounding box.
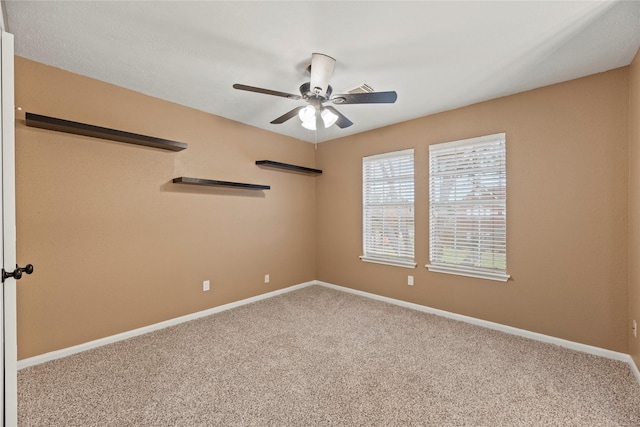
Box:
[300,82,332,108]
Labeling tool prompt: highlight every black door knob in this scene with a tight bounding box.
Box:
[2,264,34,283]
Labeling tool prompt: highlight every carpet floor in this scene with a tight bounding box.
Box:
[18,285,640,426]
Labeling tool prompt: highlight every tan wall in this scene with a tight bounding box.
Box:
[15,57,317,359]
[316,68,630,352]
[629,49,640,366]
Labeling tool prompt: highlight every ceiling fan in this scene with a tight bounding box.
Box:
[233,53,397,130]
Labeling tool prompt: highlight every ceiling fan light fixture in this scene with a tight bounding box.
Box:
[298,105,315,122]
[321,108,338,128]
[299,105,317,130]
[301,119,316,131]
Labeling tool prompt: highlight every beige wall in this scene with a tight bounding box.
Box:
[316,68,630,352]
[15,57,317,359]
[629,49,640,366]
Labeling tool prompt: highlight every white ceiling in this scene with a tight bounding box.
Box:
[5,1,640,143]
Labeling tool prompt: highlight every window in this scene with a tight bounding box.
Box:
[428,133,509,281]
[361,149,415,268]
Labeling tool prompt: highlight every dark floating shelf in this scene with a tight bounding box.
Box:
[256,160,322,175]
[25,112,188,152]
[172,177,270,190]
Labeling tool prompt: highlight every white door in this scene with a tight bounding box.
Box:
[0,30,18,427]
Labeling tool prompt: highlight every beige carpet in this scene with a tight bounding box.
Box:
[18,285,640,426]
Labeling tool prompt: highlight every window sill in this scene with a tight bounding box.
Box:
[360,256,416,269]
[426,264,510,282]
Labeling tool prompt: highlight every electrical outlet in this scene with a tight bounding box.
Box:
[203,280,210,292]
[265,274,270,284]
[408,275,414,286]
[634,320,637,338]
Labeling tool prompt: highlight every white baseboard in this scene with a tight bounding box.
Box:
[17,281,315,370]
[629,354,640,385]
[315,280,631,363]
[19,279,637,386]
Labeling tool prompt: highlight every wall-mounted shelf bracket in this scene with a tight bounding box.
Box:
[25,112,188,152]
[172,177,270,190]
[256,160,322,174]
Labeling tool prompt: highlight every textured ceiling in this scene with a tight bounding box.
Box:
[5,1,640,143]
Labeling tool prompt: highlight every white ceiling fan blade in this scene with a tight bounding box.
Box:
[310,53,335,97]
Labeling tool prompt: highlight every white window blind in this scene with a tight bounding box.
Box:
[428,133,509,282]
[361,149,415,268]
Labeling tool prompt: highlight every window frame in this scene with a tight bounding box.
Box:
[361,148,416,269]
[427,133,509,282]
